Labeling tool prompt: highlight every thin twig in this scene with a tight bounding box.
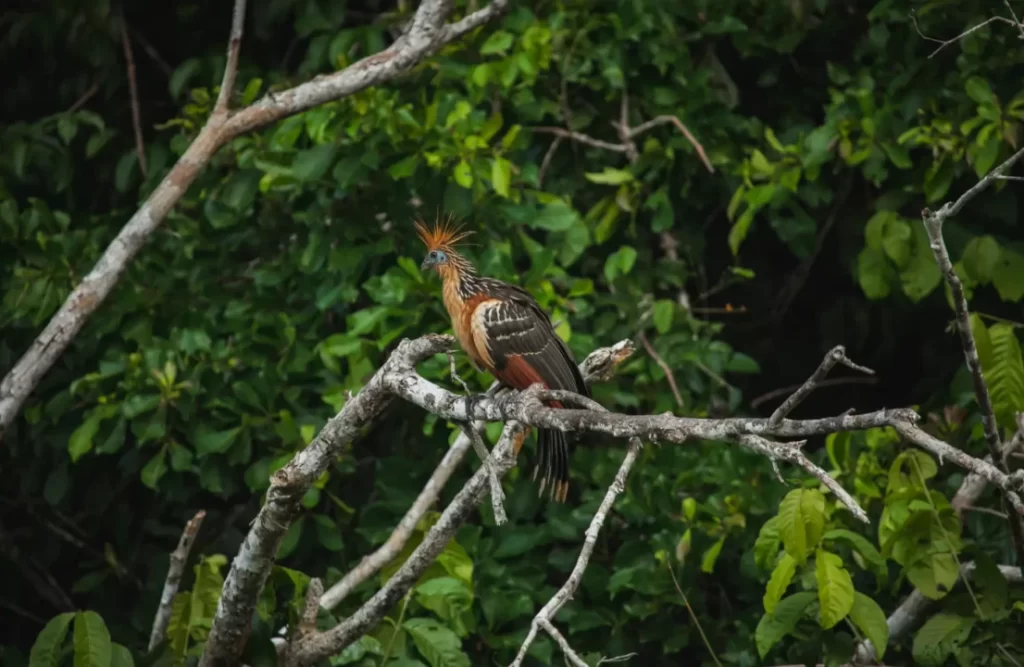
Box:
[1004,0,1024,39]
[768,346,875,427]
[149,510,206,652]
[464,422,507,524]
[531,126,628,152]
[666,563,723,667]
[910,10,1017,58]
[751,376,878,410]
[638,330,684,408]
[127,25,175,77]
[537,134,563,187]
[510,437,643,667]
[959,505,1008,519]
[120,15,147,179]
[215,0,248,114]
[67,83,99,113]
[628,115,714,172]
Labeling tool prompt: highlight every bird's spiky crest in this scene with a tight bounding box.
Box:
[414,212,474,253]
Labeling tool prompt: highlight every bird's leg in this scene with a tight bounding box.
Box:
[446,351,473,395]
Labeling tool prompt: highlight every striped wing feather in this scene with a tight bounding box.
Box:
[469,284,588,501]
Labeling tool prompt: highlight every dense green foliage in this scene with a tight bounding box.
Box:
[3,0,1024,665]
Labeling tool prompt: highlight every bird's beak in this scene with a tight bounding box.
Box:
[420,257,432,271]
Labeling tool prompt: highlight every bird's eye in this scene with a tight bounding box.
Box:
[429,250,439,258]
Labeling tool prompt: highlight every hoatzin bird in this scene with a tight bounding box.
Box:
[416,218,590,502]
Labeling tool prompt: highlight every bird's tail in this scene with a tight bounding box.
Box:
[534,428,570,502]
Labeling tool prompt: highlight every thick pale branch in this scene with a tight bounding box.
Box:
[149,510,206,652]
[0,0,509,444]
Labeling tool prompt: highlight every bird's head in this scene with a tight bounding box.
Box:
[415,216,473,277]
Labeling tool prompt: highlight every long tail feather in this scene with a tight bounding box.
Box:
[536,429,570,502]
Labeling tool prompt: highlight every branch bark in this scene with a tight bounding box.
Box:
[0,0,510,444]
[149,510,206,652]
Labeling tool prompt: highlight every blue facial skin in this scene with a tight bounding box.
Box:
[421,248,448,270]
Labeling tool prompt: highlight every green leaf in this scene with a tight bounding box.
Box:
[333,636,384,665]
[404,618,470,667]
[816,548,854,629]
[294,144,338,182]
[701,537,725,573]
[110,643,134,667]
[652,300,674,334]
[777,488,826,563]
[973,551,1009,619]
[755,592,816,658]
[69,413,103,462]
[167,592,191,658]
[962,235,1001,283]
[491,157,512,197]
[728,209,755,255]
[755,516,782,570]
[193,426,241,456]
[881,218,912,267]
[965,77,996,105]
[899,223,942,302]
[763,553,797,614]
[29,612,76,667]
[912,613,975,667]
[823,529,886,581]
[849,592,888,659]
[604,246,638,283]
[141,446,168,489]
[73,611,112,667]
[480,30,514,55]
[992,249,1024,302]
[584,167,634,185]
[984,323,1024,427]
[533,202,580,231]
[973,134,1001,178]
[453,160,473,188]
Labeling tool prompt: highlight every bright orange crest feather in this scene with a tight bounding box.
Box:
[414,213,474,252]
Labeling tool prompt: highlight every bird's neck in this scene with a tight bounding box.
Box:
[439,255,477,317]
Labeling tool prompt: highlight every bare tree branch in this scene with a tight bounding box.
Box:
[149,510,206,652]
[0,0,510,444]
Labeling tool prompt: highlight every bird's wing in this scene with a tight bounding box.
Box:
[471,295,583,394]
